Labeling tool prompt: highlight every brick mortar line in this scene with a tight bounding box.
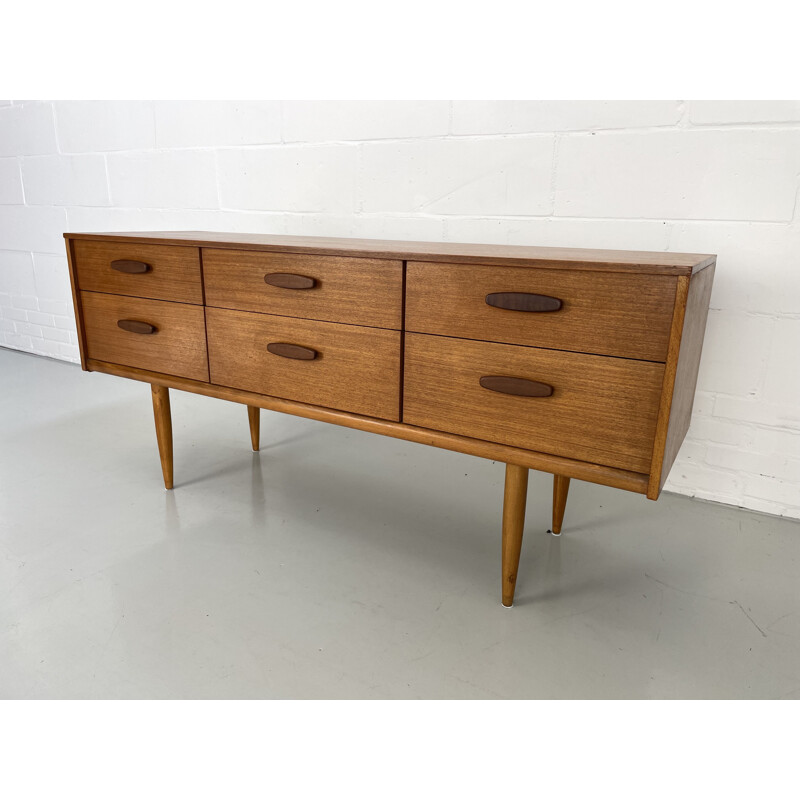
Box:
[35,207,800,227]
[20,121,800,157]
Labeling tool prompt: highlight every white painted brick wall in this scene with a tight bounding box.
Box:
[218,145,357,213]
[451,100,684,134]
[154,101,282,148]
[0,157,24,203]
[54,101,155,153]
[0,103,57,156]
[106,150,218,209]
[555,130,800,221]
[0,100,798,519]
[22,154,110,206]
[282,100,451,142]
[359,137,555,215]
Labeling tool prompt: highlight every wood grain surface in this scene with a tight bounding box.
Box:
[64,230,716,506]
[65,237,88,370]
[403,333,664,473]
[647,263,716,498]
[206,307,401,421]
[502,464,529,607]
[151,384,174,490]
[247,405,260,451]
[406,262,677,361]
[73,240,203,304]
[203,249,403,329]
[87,358,651,494]
[552,475,570,535]
[65,231,715,275]
[80,291,209,381]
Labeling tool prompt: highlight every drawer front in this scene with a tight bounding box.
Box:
[81,291,209,381]
[73,240,203,304]
[203,249,403,329]
[405,262,676,361]
[206,307,401,421]
[403,333,664,473]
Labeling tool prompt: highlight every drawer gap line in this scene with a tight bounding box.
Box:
[403,327,669,364]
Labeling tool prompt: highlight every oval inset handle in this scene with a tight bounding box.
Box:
[485,292,562,312]
[117,319,157,335]
[264,272,316,290]
[111,259,151,274]
[267,342,318,360]
[479,375,553,397]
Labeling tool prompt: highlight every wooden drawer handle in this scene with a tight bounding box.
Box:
[264,272,316,289]
[267,342,318,360]
[485,292,562,312]
[111,259,151,274]
[117,319,157,335]
[479,375,553,397]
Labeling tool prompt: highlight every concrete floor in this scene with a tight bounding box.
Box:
[1,346,799,699]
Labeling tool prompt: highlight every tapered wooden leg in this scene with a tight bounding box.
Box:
[502,463,529,607]
[151,384,173,490]
[247,405,260,451]
[551,475,570,535]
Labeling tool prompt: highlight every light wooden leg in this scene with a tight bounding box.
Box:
[247,405,260,451]
[502,463,529,607]
[151,384,173,490]
[552,475,570,535]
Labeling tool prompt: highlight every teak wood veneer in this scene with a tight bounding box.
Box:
[65,231,716,607]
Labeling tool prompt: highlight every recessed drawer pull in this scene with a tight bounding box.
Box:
[485,292,562,312]
[479,375,553,397]
[117,319,158,335]
[110,259,151,274]
[267,342,318,360]
[264,272,316,289]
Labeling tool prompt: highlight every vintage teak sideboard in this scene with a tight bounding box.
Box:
[64,231,715,606]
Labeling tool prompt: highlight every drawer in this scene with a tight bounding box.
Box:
[81,291,209,381]
[405,262,677,361]
[206,307,401,421]
[73,240,203,304]
[403,333,664,473]
[203,249,403,329]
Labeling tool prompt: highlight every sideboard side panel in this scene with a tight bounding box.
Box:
[647,262,715,499]
[65,237,89,370]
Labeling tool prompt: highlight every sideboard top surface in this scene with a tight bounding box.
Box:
[64,231,715,276]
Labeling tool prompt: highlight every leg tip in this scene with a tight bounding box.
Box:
[549,528,561,536]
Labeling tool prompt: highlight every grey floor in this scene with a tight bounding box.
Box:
[1,347,799,699]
